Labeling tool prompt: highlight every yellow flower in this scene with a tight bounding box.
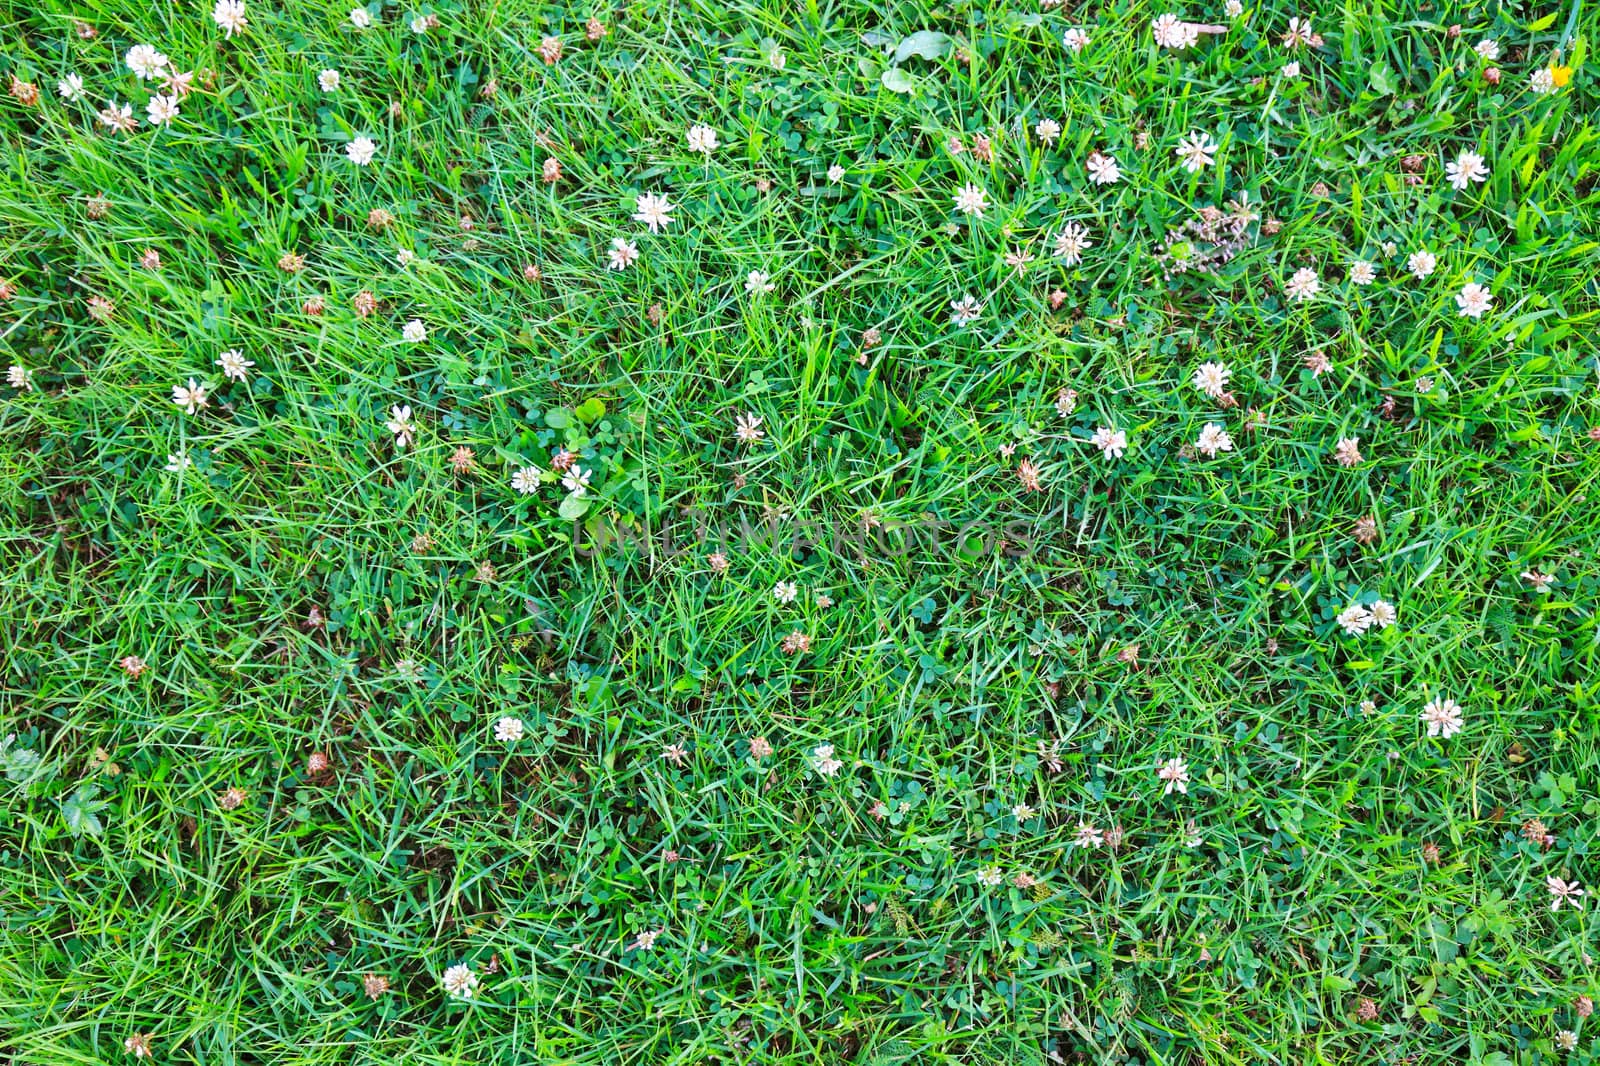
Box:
[1550,64,1573,88]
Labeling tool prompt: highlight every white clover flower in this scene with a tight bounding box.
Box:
[345,137,377,166]
[1547,876,1585,912]
[606,237,639,271]
[1369,600,1397,628]
[1174,130,1217,173]
[125,45,169,80]
[1052,221,1092,264]
[1157,757,1190,795]
[949,294,982,327]
[1192,361,1230,398]
[734,412,765,443]
[216,349,253,382]
[1285,267,1320,301]
[1336,604,1373,636]
[1091,425,1127,459]
[385,404,416,448]
[562,466,591,495]
[1444,149,1488,191]
[145,95,179,126]
[1195,422,1233,457]
[212,0,249,38]
[808,743,843,777]
[1152,13,1198,49]
[952,182,989,218]
[1085,152,1121,185]
[172,378,209,414]
[686,124,718,154]
[1455,282,1493,318]
[632,191,675,233]
[510,466,542,494]
[629,928,664,951]
[441,963,479,1000]
[1419,696,1464,738]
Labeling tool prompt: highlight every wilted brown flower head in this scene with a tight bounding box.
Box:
[9,76,40,106]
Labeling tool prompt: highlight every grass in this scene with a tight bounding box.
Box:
[1,0,1598,1062]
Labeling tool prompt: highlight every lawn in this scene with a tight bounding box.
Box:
[1,0,1598,1063]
